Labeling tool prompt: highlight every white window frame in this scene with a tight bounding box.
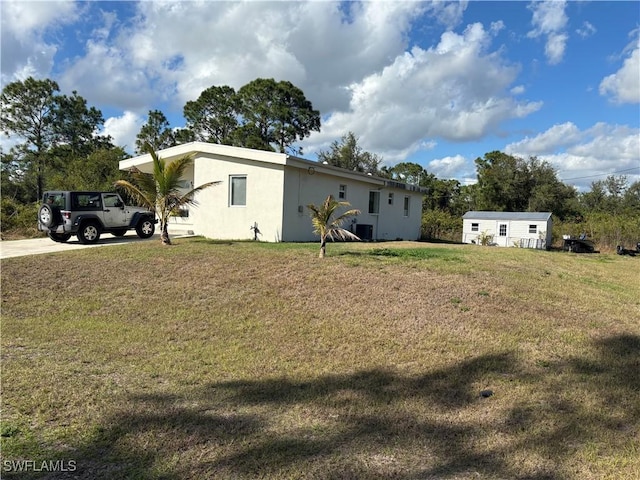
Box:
[229,175,247,207]
[403,196,410,217]
[529,224,537,234]
[388,193,394,205]
[338,184,347,200]
[471,223,479,232]
[499,224,507,237]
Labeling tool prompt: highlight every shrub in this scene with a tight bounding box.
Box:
[553,213,640,252]
[1,199,41,239]
[421,209,462,242]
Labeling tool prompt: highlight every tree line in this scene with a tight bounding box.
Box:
[2,76,638,248]
[320,134,639,248]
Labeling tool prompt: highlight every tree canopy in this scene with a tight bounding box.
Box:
[1,77,115,202]
[178,78,320,154]
[135,110,178,154]
[317,131,381,173]
[183,86,238,145]
[472,151,578,218]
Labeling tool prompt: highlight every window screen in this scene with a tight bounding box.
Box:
[230,176,246,206]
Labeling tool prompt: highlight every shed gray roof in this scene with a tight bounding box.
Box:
[463,211,552,221]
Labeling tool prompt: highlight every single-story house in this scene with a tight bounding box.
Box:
[119,142,425,242]
[462,211,553,249]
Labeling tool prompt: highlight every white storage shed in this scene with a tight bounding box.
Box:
[462,211,553,249]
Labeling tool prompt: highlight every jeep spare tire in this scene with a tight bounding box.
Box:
[136,218,155,238]
[77,221,101,244]
[38,204,58,228]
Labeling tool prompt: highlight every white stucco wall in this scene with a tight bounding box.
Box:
[282,165,422,242]
[119,143,424,243]
[191,153,286,242]
[375,189,423,241]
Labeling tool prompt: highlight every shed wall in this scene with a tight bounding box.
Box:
[462,218,552,248]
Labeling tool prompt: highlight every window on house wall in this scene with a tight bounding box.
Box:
[368,191,380,214]
[388,193,394,205]
[176,207,189,218]
[499,224,507,236]
[230,175,246,206]
[403,196,410,217]
[339,184,347,200]
[529,224,537,234]
[471,223,479,232]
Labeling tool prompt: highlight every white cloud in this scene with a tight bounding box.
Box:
[101,111,144,154]
[576,21,596,39]
[505,122,582,155]
[0,1,79,85]
[505,122,640,189]
[599,31,640,104]
[306,22,541,161]
[527,0,568,65]
[422,0,468,30]
[59,39,155,111]
[43,0,470,117]
[544,33,569,65]
[427,154,468,178]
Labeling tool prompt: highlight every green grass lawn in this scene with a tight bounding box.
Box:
[2,239,639,479]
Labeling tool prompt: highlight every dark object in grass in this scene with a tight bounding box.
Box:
[563,236,597,253]
[616,245,638,256]
[480,389,494,398]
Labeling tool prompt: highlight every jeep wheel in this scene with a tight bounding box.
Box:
[111,229,127,237]
[47,232,72,243]
[38,204,59,228]
[77,222,101,244]
[136,218,155,238]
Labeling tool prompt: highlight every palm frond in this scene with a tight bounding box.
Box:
[307,194,361,241]
[114,176,155,211]
[326,226,360,242]
[169,181,222,213]
[117,143,220,243]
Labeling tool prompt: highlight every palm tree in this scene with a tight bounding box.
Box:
[307,194,360,258]
[115,143,220,245]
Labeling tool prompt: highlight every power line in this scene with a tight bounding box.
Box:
[561,166,640,182]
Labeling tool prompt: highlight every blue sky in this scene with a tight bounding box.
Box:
[1,1,639,190]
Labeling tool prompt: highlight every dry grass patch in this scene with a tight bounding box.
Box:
[1,240,639,479]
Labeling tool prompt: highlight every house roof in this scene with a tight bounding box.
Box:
[462,211,552,221]
[119,142,427,193]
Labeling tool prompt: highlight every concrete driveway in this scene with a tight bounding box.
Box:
[0,231,159,260]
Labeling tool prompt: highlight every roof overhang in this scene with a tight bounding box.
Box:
[462,211,553,221]
[285,156,427,192]
[119,142,427,193]
[119,142,287,173]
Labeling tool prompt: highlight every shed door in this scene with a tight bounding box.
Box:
[497,223,508,246]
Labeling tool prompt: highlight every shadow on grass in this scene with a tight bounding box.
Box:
[10,335,639,479]
[338,247,464,262]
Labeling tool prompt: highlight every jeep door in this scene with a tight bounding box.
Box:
[101,194,128,228]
